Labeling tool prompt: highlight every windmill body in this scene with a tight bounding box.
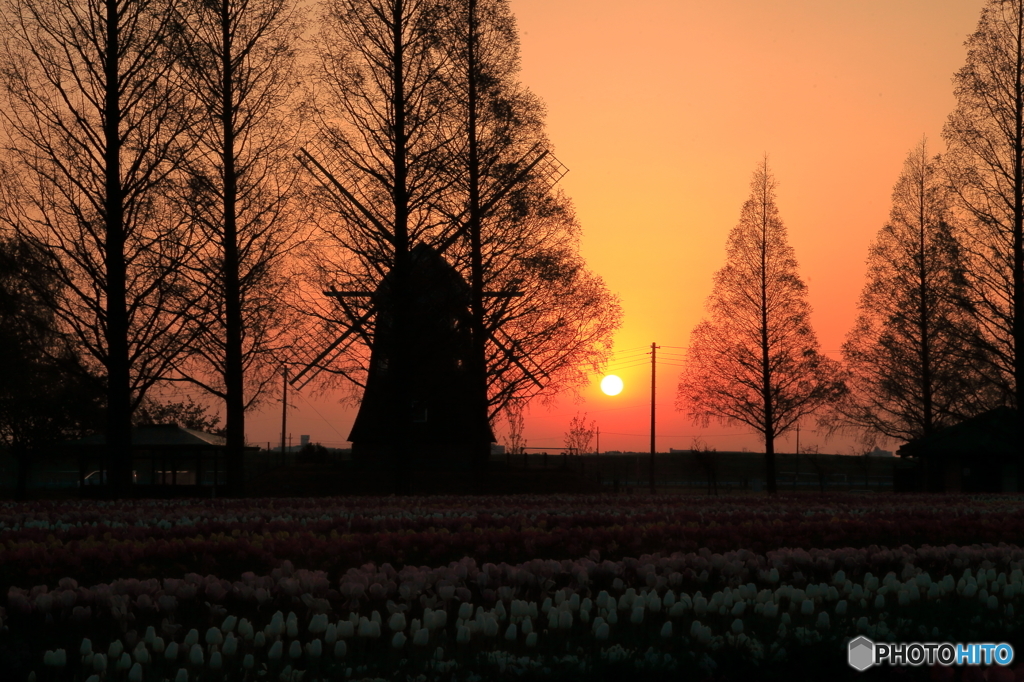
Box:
[348,243,495,468]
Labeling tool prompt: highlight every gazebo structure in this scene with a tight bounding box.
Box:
[68,423,254,495]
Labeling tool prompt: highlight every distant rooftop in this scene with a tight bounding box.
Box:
[70,424,226,447]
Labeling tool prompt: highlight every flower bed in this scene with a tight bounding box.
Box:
[2,494,1024,586]
[4,494,1024,681]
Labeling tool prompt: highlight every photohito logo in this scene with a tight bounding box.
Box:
[848,637,1015,670]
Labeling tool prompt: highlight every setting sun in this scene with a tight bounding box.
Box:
[600,374,624,396]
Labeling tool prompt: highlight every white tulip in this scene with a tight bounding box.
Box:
[547,610,558,630]
[660,621,672,638]
[388,612,406,632]
[219,634,235,657]
[209,651,222,670]
[288,640,301,659]
[188,644,203,666]
[127,662,142,682]
[309,613,328,635]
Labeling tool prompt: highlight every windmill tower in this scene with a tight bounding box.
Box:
[287,141,566,478]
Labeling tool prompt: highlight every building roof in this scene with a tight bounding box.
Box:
[70,424,226,447]
[897,406,1019,459]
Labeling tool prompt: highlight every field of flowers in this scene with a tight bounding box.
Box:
[3,494,1024,681]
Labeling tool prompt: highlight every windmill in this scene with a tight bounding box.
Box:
[285,138,567,468]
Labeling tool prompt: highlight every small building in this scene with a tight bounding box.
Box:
[896,407,1021,492]
[67,424,253,495]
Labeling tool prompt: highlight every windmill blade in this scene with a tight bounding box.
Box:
[286,303,375,390]
[487,329,547,390]
[435,145,567,257]
[297,145,396,245]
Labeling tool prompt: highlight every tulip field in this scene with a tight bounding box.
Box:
[4,494,1024,681]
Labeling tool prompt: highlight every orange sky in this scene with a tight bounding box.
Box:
[245,0,988,455]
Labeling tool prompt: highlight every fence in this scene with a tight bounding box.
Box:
[489,450,895,492]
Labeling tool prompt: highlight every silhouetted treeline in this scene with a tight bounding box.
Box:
[0,0,620,497]
[680,0,1024,493]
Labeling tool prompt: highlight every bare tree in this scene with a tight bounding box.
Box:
[830,139,992,443]
[563,411,595,455]
[501,402,525,467]
[677,159,844,494]
[306,0,454,493]
[437,0,620,425]
[690,438,718,496]
[1,0,195,497]
[169,0,305,494]
[943,0,1024,413]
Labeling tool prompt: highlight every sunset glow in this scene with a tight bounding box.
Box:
[252,0,990,454]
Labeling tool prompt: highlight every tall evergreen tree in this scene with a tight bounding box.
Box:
[309,0,453,493]
[1,0,194,498]
[438,0,619,448]
[171,0,305,495]
[833,140,992,443]
[944,0,1024,412]
[677,160,843,493]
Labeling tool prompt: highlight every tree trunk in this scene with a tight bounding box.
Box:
[466,0,491,474]
[1014,8,1024,483]
[390,0,412,496]
[104,0,132,500]
[221,0,245,497]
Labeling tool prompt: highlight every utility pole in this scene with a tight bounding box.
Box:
[596,426,600,455]
[650,342,659,494]
[281,368,288,456]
